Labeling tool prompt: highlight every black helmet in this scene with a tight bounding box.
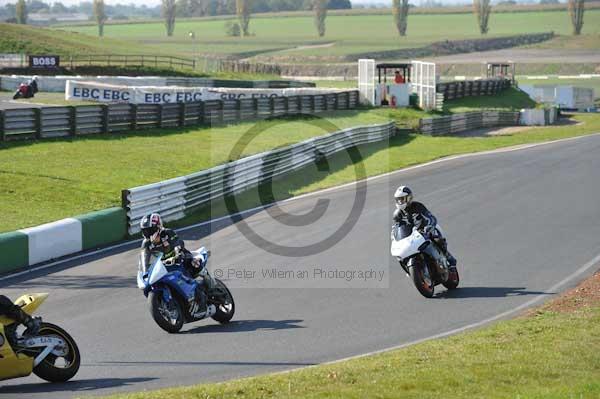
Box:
[140,213,163,242]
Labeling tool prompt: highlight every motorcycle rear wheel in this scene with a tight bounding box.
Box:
[149,291,184,333]
[210,278,235,324]
[410,260,435,298]
[32,322,81,383]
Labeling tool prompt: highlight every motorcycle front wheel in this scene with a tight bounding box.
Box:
[32,322,81,383]
[410,259,435,298]
[148,291,184,333]
[443,267,460,290]
[12,91,21,100]
[210,278,235,324]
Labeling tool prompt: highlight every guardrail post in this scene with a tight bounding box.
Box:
[130,104,138,130]
[34,108,42,139]
[101,104,109,134]
[179,102,186,127]
[159,104,165,128]
[253,98,259,119]
[0,110,4,141]
[69,106,76,137]
[198,101,205,125]
[311,95,316,114]
[236,99,242,122]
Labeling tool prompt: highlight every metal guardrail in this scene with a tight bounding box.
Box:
[122,121,396,234]
[437,78,511,101]
[0,91,359,141]
[67,54,196,70]
[419,111,520,136]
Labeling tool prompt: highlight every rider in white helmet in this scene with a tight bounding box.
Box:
[393,186,457,268]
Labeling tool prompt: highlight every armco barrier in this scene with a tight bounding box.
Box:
[0,90,359,142]
[436,78,511,101]
[0,207,127,273]
[122,121,396,235]
[419,111,520,136]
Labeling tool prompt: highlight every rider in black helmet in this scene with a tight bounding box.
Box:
[392,185,457,269]
[139,213,207,313]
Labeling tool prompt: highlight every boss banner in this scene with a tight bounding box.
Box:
[66,80,341,104]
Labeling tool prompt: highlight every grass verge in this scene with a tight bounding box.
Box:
[442,87,537,113]
[101,272,600,399]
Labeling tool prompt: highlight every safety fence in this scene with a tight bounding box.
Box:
[436,78,511,101]
[122,121,396,234]
[419,111,520,136]
[66,54,196,70]
[0,90,359,141]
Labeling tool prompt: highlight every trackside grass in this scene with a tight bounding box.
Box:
[101,281,600,399]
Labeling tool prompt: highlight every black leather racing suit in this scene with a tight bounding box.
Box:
[0,295,32,325]
[393,201,456,267]
[141,228,195,277]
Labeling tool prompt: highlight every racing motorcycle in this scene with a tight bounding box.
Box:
[137,247,235,333]
[0,293,80,383]
[391,224,460,298]
[12,82,35,100]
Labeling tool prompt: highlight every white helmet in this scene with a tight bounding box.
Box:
[394,186,413,211]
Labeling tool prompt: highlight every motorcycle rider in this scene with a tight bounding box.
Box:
[392,186,457,270]
[27,76,39,98]
[139,213,208,314]
[0,294,41,335]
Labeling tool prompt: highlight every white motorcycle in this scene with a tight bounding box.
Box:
[391,224,459,298]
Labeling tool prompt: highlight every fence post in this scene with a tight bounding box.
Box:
[236,99,242,122]
[179,102,186,127]
[0,110,4,141]
[159,104,164,128]
[130,104,138,130]
[198,101,205,125]
[253,98,259,120]
[34,108,42,139]
[69,106,76,137]
[311,95,316,114]
[101,104,109,134]
[270,97,275,118]
[284,96,289,115]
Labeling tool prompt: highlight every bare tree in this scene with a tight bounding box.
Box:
[162,0,177,37]
[569,0,584,35]
[313,0,327,37]
[93,0,107,37]
[16,0,27,24]
[392,0,409,36]
[473,0,491,35]
[236,0,251,36]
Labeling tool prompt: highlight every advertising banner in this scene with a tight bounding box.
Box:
[66,80,341,104]
[29,55,60,68]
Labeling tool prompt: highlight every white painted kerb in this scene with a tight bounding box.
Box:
[20,218,82,265]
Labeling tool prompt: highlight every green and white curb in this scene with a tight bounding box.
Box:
[0,207,127,274]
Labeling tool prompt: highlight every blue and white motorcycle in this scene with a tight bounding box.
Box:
[137,247,235,333]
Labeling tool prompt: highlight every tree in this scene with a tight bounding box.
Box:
[93,0,107,37]
[473,0,491,35]
[16,0,26,24]
[176,0,190,17]
[328,0,351,9]
[236,0,251,36]
[392,0,409,36]
[162,0,177,36]
[568,0,584,35]
[313,0,327,37]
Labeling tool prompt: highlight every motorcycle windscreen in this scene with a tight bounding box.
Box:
[391,228,426,259]
[148,253,168,285]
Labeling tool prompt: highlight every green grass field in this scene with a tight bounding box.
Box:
[60,11,600,60]
[102,284,600,399]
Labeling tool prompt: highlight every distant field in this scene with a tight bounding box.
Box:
[61,11,600,61]
[518,78,600,99]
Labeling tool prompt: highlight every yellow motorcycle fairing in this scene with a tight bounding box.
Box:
[0,293,48,381]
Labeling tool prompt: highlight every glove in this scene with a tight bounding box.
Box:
[424,225,435,237]
[24,316,42,336]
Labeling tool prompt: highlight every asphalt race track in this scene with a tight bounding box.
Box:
[1,134,600,398]
[0,92,45,109]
